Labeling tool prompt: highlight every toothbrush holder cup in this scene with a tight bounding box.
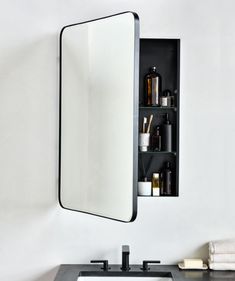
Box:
[139,133,150,152]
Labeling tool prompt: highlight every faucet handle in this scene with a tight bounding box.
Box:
[141,260,161,271]
[90,260,110,271]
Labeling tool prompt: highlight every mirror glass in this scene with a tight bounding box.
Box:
[59,12,139,222]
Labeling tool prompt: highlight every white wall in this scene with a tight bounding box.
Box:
[1,0,235,280]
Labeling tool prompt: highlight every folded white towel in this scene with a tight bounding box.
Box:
[209,261,235,270]
[209,253,235,263]
[209,239,235,254]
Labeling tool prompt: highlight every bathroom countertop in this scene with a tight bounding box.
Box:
[54,264,235,281]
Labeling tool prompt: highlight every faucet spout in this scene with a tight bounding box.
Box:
[121,245,130,271]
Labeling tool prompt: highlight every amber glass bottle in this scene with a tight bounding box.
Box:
[145,66,162,106]
[160,162,172,196]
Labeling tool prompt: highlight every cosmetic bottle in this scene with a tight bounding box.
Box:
[162,113,172,152]
[152,173,160,196]
[151,126,161,151]
[160,162,172,196]
[145,66,161,106]
[160,89,172,107]
[138,177,152,196]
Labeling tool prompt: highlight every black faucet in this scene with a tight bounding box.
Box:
[121,245,130,271]
[90,260,109,271]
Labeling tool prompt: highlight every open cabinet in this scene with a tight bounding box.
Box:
[138,39,180,197]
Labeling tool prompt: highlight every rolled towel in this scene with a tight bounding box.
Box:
[209,261,235,271]
[209,253,235,263]
[209,239,235,254]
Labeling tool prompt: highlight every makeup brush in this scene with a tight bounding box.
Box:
[142,117,147,133]
[146,114,153,133]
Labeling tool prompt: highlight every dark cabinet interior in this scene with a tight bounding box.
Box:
[138,39,180,197]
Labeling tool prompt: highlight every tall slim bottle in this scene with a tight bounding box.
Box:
[160,162,172,196]
[145,66,161,106]
[162,113,172,152]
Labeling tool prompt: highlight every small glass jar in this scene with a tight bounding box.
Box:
[160,89,172,107]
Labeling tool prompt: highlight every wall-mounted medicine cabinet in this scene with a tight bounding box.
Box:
[59,12,180,223]
[138,39,180,197]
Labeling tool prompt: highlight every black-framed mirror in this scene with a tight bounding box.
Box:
[59,12,139,222]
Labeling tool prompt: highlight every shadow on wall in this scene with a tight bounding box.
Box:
[193,243,209,261]
[32,267,58,281]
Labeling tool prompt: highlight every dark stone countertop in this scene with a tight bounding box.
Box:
[54,264,235,281]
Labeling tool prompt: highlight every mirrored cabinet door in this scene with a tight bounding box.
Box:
[59,12,139,222]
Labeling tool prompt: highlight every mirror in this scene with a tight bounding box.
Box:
[59,12,139,222]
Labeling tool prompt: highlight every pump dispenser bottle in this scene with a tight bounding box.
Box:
[162,113,172,152]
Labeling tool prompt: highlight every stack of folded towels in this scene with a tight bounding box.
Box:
[209,239,235,270]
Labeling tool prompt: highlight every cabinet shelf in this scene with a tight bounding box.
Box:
[138,195,178,198]
[139,151,176,156]
[139,106,177,111]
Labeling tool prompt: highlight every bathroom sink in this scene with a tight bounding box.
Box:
[77,276,173,281]
[77,271,173,281]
